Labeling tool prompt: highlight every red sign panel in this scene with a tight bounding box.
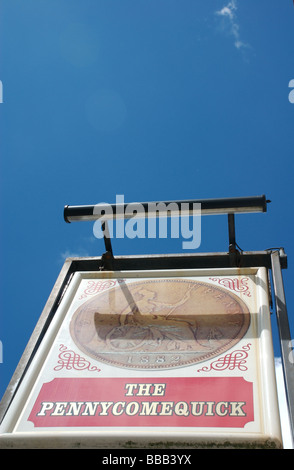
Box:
[28,377,253,428]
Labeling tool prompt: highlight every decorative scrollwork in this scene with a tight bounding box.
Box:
[54,344,100,372]
[209,277,251,297]
[197,344,251,372]
[79,279,125,299]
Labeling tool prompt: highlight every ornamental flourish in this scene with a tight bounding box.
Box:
[79,279,125,300]
[54,344,100,372]
[197,344,252,372]
[209,277,251,297]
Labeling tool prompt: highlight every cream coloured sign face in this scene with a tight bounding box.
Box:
[0,268,282,448]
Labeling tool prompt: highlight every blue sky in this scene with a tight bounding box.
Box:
[0,0,294,436]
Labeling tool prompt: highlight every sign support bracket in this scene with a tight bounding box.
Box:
[228,213,237,253]
[100,220,114,270]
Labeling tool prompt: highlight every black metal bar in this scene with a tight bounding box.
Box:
[228,213,236,253]
[68,250,287,271]
[64,195,268,223]
[271,250,294,443]
[101,220,113,256]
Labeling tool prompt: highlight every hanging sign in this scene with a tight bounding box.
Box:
[0,267,282,448]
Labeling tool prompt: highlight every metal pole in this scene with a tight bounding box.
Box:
[228,213,236,252]
[64,195,268,223]
[271,250,294,442]
[101,220,113,256]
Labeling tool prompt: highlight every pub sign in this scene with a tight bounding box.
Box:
[0,266,282,448]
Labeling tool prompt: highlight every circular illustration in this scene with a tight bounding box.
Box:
[70,278,250,370]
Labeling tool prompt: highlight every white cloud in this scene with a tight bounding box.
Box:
[217,3,236,20]
[59,249,90,262]
[215,0,249,51]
